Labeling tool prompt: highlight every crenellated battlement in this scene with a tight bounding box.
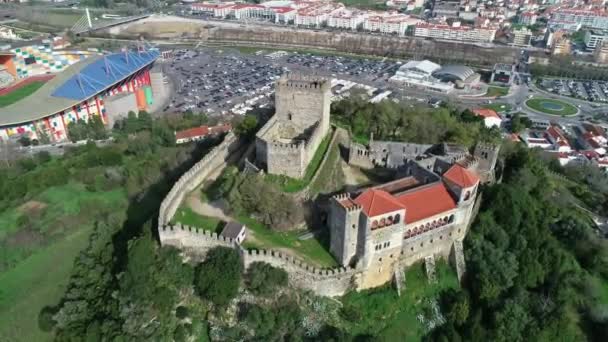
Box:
[270,141,304,150]
[278,73,330,90]
[242,248,354,277]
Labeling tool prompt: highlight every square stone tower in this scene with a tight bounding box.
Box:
[274,74,331,134]
[255,74,332,179]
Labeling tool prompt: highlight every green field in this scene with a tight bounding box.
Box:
[238,216,338,268]
[340,260,459,339]
[485,86,509,97]
[172,207,223,233]
[0,81,46,108]
[525,98,578,116]
[0,184,127,342]
[265,133,333,193]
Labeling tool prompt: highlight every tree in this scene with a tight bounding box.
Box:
[18,135,31,147]
[234,115,259,138]
[245,262,288,296]
[194,247,242,305]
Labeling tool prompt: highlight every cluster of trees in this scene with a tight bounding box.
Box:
[67,115,108,142]
[332,97,501,148]
[210,166,304,230]
[431,144,608,341]
[530,57,608,80]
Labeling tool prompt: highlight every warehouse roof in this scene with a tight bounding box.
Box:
[0,49,159,127]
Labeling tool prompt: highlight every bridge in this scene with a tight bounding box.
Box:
[71,8,150,35]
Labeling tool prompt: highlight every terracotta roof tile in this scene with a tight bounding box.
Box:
[353,189,404,217]
[443,164,479,188]
[396,183,457,223]
[473,108,501,119]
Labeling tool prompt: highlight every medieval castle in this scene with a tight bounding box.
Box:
[255,74,331,178]
[158,72,499,296]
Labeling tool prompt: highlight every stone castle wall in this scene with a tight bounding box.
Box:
[158,224,357,296]
[239,248,356,297]
[158,132,240,227]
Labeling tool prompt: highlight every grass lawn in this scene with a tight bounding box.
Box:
[0,81,46,107]
[483,103,512,112]
[172,207,223,233]
[237,216,338,268]
[0,226,92,342]
[525,98,578,116]
[485,86,509,97]
[265,133,333,193]
[339,260,459,339]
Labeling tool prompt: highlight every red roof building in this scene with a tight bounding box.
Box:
[395,183,457,223]
[175,123,232,144]
[353,188,405,217]
[443,164,480,188]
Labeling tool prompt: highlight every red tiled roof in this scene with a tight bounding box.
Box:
[473,108,501,119]
[396,183,457,223]
[443,164,479,188]
[176,126,209,140]
[353,189,405,217]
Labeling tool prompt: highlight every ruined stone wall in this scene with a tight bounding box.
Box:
[158,133,240,227]
[239,248,356,297]
[159,224,234,256]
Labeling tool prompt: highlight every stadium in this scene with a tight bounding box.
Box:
[0,41,162,143]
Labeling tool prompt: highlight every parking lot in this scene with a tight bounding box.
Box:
[541,78,608,103]
[164,48,408,117]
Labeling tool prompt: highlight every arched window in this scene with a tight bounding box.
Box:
[372,220,378,229]
[288,113,293,120]
[388,216,393,224]
[405,230,411,238]
[394,214,401,223]
[413,227,418,234]
[380,218,386,227]
[464,191,471,201]
[449,214,455,223]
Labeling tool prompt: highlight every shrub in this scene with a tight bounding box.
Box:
[245,262,288,296]
[194,247,242,305]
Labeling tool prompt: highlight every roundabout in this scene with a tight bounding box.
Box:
[524,98,579,116]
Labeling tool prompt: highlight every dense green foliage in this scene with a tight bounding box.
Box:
[245,262,288,296]
[194,247,243,306]
[210,166,304,230]
[332,97,501,147]
[431,144,608,341]
[66,115,108,142]
[531,57,608,80]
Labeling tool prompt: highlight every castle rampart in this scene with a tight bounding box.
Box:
[158,132,240,227]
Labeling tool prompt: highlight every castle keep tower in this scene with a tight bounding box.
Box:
[274,74,331,134]
[255,74,332,179]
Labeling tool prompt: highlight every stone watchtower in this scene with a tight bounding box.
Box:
[328,194,362,267]
[274,74,331,135]
[473,143,500,183]
[255,74,332,179]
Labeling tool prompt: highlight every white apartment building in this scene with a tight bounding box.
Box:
[584,30,608,50]
[414,22,497,43]
[519,11,537,26]
[295,3,344,27]
[327,9,366,30]
[363,13,418,36]
[513,27,533,46]
[550,9,608,31]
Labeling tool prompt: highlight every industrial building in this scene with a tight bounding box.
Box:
[389,60,454,93]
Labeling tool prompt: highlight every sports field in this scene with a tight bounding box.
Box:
[525,98,578,116]
[0,81,46,108]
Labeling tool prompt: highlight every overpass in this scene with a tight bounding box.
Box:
[71,8,150,35]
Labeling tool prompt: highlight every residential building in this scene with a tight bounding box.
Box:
[552,34,572,56]
[550,9,608,31]
[327,8,365,30]
[363,13,419,36]
[220,221,247,244]
[295,2,343,27]
[519,11,537,26]
[584,29,608,51]
[513,27,533,46]
[546,125,572,153]
[414,22,497,43]
[472,108,502,128]
[175,123,232,144]
[595,40,608,64]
